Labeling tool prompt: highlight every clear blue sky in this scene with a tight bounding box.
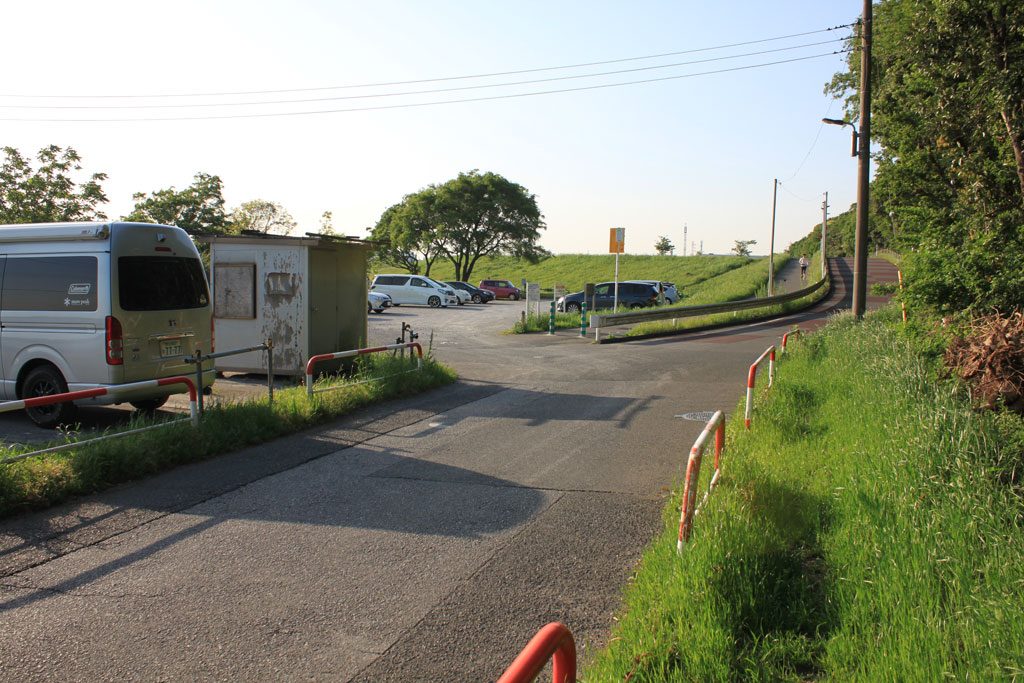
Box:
[3,0,862,256]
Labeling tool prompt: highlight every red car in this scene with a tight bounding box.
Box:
[478,278,522,300]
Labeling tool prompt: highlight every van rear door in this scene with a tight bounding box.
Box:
[112,230,211,383]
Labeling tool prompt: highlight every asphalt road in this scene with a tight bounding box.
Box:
[0,258,896,681]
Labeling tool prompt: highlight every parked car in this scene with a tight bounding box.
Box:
[445,281,494,303]
[0,222,216,427]
[479,279,522,300]
[556,281,660,313]
[367,291,392,313]
[370,274,458,307]
[624,280,679,304]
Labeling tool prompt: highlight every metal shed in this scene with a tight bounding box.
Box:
[200,233,372,376]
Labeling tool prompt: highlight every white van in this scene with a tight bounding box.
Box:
[0,222,215,427]
[370,274,458,307]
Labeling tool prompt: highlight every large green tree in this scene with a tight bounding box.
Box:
[0,145,108,223]
[230,199,296,235]
[372,171,546,281]
[124,172,230,233]
[828,0,1024,313]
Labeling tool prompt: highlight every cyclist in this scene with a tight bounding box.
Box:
[799,254,809,281]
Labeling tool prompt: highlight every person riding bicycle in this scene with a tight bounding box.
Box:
[799,254,809,280]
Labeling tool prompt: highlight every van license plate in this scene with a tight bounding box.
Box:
[160,340,183,358]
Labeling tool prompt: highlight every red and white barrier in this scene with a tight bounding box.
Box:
[498,622,577,683]
[0,376,198,426]
[780,328,801,354]
[676,410,725,554]
[305,342,424,398]
[745,346,775,429]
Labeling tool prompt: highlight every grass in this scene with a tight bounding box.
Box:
[584,306,1024,680]
[379,253,752,297]
[0,354,456,518]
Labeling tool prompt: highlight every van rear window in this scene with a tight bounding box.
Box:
[118,256,209,311]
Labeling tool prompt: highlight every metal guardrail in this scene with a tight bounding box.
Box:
[676,410,725,554]
[0,376,199,466]
[745,346,775,429]
[185,340,275,413]
[498,622,577,683]
[588,275,827,340]
[305,342,424,398]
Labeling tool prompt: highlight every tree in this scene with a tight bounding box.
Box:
[319,210,337,235]
[231,199,296,235]
[732,239,757,257]
[654,236,675,255]
[370,201,431,275]
[827,0,1024,313]
[0,145,108,223]
[124,172,229,233]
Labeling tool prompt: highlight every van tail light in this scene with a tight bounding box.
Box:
[210,316,216,354]
[105,316,124,365]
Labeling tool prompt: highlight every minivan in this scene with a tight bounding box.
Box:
[370,274,458,307]
[0,222,215,427]
[556,281,660,312]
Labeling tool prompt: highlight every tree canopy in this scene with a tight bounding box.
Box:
[732,239,757,257]
[654,236,675,255]
[230,199,296,235]
[0,145,108,224]
[124,172,230,233]
[371,170,546,281]
[827,0,1024,313]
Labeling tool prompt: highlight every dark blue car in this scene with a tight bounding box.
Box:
[556,281,659,313]
[445,281,495,304]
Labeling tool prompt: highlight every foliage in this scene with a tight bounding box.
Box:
[787,205,857,257]
[0,355,455,517]
[654,235,675,255]
[827,0,1024,313]
[0,145,108,224]
[319,210,337,235]
[732,239,756,257]
[230,199,296,235]
[371,170,546,282]
[587,310,1024,679]
[124,172,230,233]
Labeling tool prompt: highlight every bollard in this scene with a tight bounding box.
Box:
[579,302,588,337]
[548,301,555,335]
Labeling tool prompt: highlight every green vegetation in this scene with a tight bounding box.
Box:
[0,355,455,518]
[585,309,1024,680]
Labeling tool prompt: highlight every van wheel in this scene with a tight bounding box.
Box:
[428,295,441,307]
[131,397,169,413]
[23,365,75,429]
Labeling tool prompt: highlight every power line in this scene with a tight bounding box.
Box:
[0,23,855,100]
[1,38,847,110]
[0,51,850,123]
[782,98,835,182]
[778,181,816,203]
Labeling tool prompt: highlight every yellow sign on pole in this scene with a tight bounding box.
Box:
[608,227,625,254]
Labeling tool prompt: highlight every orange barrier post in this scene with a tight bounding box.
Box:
[780,328,801,354]
[744,346,775,429]
[497,622,577,683]
[305,342,424,398]
[677,410,724,553]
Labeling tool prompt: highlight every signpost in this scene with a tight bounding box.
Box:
[526,282,540,316]
[609,227,625,311]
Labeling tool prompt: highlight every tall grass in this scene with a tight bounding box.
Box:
[0,355,456,517]
[585,307,1024,680]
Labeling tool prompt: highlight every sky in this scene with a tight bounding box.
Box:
[3,1,863,256]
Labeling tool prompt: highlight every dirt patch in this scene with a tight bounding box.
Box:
[945,311,1024,412]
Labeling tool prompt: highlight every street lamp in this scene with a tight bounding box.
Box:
[822,118,858,157]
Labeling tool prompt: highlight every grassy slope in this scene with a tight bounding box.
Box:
[379,253,752,296]
[0,355,455,517]
[585,307,1024,680]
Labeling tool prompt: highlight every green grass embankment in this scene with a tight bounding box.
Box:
[0,355,455,517]
[585,307,1024,680]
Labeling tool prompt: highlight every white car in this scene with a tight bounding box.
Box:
[370,274,458,308]
[367,291,392,313]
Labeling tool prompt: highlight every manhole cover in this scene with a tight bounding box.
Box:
[674,411,718,421]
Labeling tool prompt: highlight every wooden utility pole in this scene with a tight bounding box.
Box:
[768,178,778,296]
[852,0,872,318]
[821,191,829,279]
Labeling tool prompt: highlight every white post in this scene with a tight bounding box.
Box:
[613,252,620,312]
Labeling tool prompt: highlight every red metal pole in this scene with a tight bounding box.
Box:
[497,622,577,683]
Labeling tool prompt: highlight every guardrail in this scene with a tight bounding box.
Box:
[745,346,775,429]
[185,340,274,412]
[498,622,577,683]
[305,342,424,398]
[587,275,826,340]
[780,328,801,354]
[676,410,725,554]
[0,376,198,466]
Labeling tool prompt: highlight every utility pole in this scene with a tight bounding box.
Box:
[852,0,872,318]
[683,223,687,256]
[821,191,829,279]
[699,240,703,255]
[768,178,778,296]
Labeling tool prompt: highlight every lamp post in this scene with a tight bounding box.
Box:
[823,0,871,319]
